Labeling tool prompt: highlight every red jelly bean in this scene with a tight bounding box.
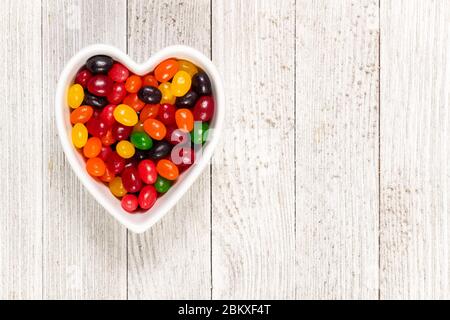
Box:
[121,194,139,213]
[106,152,125,175]
[100,166,115,183]
[165,126,190,145]
[108,63,129,82]
[193,96,215,122]
[99,104,117,126]
[137,159,157,184]
[75,68,92,87]
[99,145,113,161]
[101,129,116,146]
[86,118,109,138]
[140,104,160,122]
[138,185,157,210]
[158,103,176,125]
[111,122,132,140]
[172,146,195,171]
[87,75,113,97]
[107,82,127,104]
[121,166,142,193]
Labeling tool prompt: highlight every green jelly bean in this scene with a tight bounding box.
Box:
[130,131,153,150]
[154,175,172,193]
[190,122,209,144]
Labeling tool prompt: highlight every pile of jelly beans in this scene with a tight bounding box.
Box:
[68,55,214,213]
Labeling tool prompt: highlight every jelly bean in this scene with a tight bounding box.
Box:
[156,159,179,180]
[155,59,179,82]
[99,145,113,161]
[143,118,166,140]
[100,130,116,146]
[100,166,115,183]
[177,60,198,77]
[158,82,176,104]
[171,146,195,171]
[158,103,176,125]
[142,74,159,87]
[75,68,92,87]
[87,75,113,97]
[98,104,116,126]
[154,175,172,193]
[121,194,138,213]
[124,157,139,169]
[86,55,113,74]
[149,140,172,160]
[83,137,102,158]
[106,152,125,175]
[138,86,162,104]
[130,131,153,150]
[113,104,138,126]
[193,96,215,122]
[116,140,135,159]
[138,185,157,210]
[190,122,209,144]
[170,71,191,97]
[107,82,127,104]
[72,123,88,148]
[192,71,212,95]
[176,90,198,109]
[109,177,127,197]
[111,122,132,140]
[121,166,142,193]
[132,121,145,134]
[68,84,84,109]
[134,149,150,162]
[123,93,145,112]
[165,126,190,145]
[70,105,93,124]
[83,91,108,108]
[108,63,129,82]
[175,108,194,132]
[137,159,157,184]
[139,105,158,123]
[86,117,109,138]
[86,157,106,177]
[125,75,142,93]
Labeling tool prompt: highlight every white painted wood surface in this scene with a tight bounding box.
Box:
[1,0,450,300]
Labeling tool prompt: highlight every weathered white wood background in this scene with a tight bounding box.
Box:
[0,0,448,300]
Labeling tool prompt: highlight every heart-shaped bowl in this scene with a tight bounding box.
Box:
[56,44,224,233]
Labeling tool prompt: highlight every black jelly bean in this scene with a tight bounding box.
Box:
[138,86,162,104]
[86,55,114,74]
[83,91,108,108]
[149,141,172,160]
[175,90,199,108]
[134,149,150,162]
[191,71,212,95]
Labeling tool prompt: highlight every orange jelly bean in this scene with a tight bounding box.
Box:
[125,75,142,93]
[101,129,116,146]
[175,108,194,132]
[86,157,106,177]
[83,137,102,158]
[155,59,179,82]
[123,93,145,112]
[142,74,159,87]
[100,166,115,183]
[70,105,93,124]
[156,159,179,180]
[139,104,160,122]
[144,118,166,140]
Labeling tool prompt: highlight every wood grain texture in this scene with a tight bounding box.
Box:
[295,0,380,299]
[0,0,43,299]
[42,0,127,299]
[127,0,211,299]
[380,0,450,299]
[211,0,296,299]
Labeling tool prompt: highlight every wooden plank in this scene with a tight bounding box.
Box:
[380,0,450,299]
[127,0,211,299]
[211,0,296,299]
[0,0,43,300]
[295,0,380,299]
[42,0,127,299]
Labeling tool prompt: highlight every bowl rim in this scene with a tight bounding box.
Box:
[55,44,224,233]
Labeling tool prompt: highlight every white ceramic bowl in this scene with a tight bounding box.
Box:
[56,44,224,233]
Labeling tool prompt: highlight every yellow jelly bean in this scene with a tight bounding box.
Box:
[170,71,191,97]
[109,177,127,197]
[177,60,198,77]
[71,123,88,148]
[68,84,85,109]
[116,140,135,159]
[113,104,138,126]
[158,82,176,104]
